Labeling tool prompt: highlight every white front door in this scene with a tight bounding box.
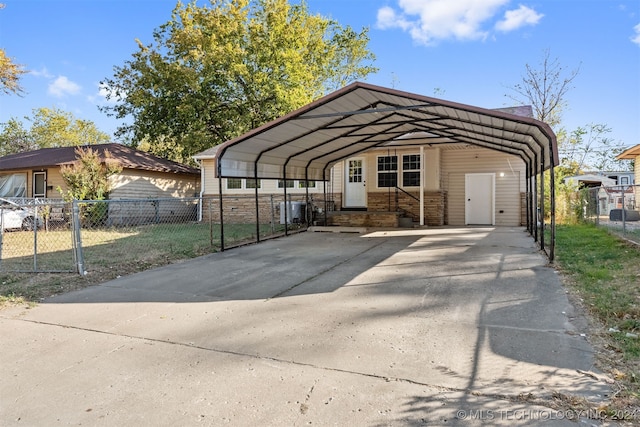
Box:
[465,173,495,225]
[344,157,366,208]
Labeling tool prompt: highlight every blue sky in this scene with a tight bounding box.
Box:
[1,0,639,149]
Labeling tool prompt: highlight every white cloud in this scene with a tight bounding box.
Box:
[632,23,640,46]
[30,67,53,79]
[48,76,81,97]
[495,5,544,32]
[376,0,543,45]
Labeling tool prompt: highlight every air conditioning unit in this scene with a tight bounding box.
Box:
[279,201,306,224]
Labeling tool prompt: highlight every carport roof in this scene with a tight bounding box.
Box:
[194,82,558,181]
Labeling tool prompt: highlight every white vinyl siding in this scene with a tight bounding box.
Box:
[201,157,331,196]
[442,148,525,226]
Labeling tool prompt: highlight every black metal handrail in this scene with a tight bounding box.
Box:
[394,186,419,222]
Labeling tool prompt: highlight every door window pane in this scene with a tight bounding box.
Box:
[349,160,362,183]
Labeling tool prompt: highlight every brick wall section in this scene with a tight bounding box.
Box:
[367,191,446,226]
[202,193,341,224]
[327,212,399,227]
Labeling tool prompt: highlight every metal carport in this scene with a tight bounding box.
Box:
[212,82,559,260]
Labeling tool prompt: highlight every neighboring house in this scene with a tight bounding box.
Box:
[564,173,616,189]
[564,171,636,217]
[616,145,640,211]
[195,104,535,228]
[0,143,201,224]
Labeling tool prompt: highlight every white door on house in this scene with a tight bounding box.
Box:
[465,173,495,225]
[344,157,366,208]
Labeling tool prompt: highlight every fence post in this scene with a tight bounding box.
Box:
[72,200,86,275]
[595,187,599,226]
[621,186,626,234]
[270,195,275,234]
[33,205,38,272]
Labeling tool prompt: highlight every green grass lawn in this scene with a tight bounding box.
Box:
[0,222,290,303]
[554,223,640,410]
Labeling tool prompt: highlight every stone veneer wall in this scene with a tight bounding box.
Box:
[366,191,447,226]
[327,212,399,227]
[202,193,341,224]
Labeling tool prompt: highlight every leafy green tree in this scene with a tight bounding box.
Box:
[100,0,377,163]
[0,117,36,155]
[57,147,122,201]
[29,107,111,148]
[0,108,111,153]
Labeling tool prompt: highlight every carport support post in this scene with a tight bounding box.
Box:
[539,159,545,252]
[323,170,328,226]
[305,169,310,225]
[524,163,529,233]
[218,174,225,252]
[419,146,425,226]
[549,144,556,262]
[283,175,289,236]
[251,160,261,244]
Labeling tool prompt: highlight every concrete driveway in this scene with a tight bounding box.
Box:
[1,227,612,426]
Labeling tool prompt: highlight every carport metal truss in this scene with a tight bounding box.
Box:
[210,82,558,260]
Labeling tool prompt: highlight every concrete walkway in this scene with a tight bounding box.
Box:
[1,227,612,426]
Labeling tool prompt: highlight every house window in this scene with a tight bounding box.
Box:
[277,179,316,189]
[377,155,398,188]
[402,154,420,187]
[0,173,27,197]
[277,180,295,188]
[620,176,629,186]
[245,179,261,189]
[227,178,242,189]
[298,180,316,188]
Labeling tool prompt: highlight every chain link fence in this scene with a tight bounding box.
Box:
[574,184,640,245]
[0,195,310,276]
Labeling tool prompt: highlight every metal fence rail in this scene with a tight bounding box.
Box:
[575,184,640,245]
[0,195,308,275]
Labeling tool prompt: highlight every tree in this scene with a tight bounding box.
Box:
[506,50,631,224]
[0,118,36,155]
[0,49,26,96]
[100,0,377,163]
[57,147,122,201]
[29,107,111,147]
[57,147,123,226]
[559,123,631,173]
[505,48,580,129]
[0,108,111,153]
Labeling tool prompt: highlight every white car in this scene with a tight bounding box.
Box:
[0,198,43,231]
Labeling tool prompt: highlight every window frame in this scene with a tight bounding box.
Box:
[226,178,261,190]
[401,154,421,187]
[377,155,398,188]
